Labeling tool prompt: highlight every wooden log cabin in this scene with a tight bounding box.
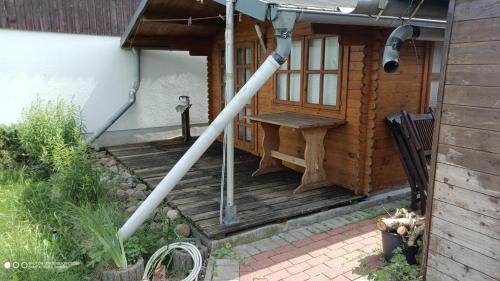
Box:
[121,0,447,195]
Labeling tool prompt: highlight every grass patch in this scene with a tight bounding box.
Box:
[0,168,88,281]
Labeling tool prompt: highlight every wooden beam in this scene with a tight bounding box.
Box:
[271,150,306,167]
[125,36,213,52]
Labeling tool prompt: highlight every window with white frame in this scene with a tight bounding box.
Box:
[275,35,341,109]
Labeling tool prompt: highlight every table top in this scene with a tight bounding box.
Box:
[249,112,346,129]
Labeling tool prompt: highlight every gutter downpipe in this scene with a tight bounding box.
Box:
[89,48,141,143]
[382,25,441,73]
[119,11,297,240]
[223,0,237,224]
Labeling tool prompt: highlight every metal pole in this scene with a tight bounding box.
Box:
[223,0,237,224]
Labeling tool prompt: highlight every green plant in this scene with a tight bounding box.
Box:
[213,241,239,260]
[18,97,85,171]
[0,168,89,281]
[0,125,27,168]
[367,248,420,281]
[124,234,149,264]
[50,144,104,205]
[70,203,127,270]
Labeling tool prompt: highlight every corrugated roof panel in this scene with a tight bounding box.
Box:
[260,0,356,12]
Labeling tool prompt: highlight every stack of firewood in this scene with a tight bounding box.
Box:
[377,208,424,246]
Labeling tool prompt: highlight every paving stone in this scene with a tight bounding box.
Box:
[233,244,260,258]
[322,217,348,229]
[216,259,239,266]
[311,223,330,232]
[279,231,302,243]
[351,211,371,221]
[287,229,308,240]
[270,235,289,247]
[251,237,278,252]
[295,227,315,237]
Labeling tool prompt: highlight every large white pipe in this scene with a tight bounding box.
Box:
[224,0,235,217]
[119,56,281,240]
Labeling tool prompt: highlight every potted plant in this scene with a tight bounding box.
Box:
[72,204,145,281]
[376,208,424,264]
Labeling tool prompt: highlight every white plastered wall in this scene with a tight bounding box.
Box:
[0,29,208,145]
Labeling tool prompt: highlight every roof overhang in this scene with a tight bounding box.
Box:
[121,0,225,54]
[121,0,448,53]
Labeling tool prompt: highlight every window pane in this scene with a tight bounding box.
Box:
[290,40,302,70]
[432,42,443,73]
[290,74,301,102]
[307,74,320,104]
[429,79,439,108]
[246,127,251,142]
[238,110,244,120]
[277,74,287,100]
[245,106,252,123]
[237,48,243,64]
[238,126,243,140]
[323,74,338,106]
[324,36,339,70]
[237,69,244,84]
[245,48,251,64]
[246,69,252,81]
[308,39,322,70]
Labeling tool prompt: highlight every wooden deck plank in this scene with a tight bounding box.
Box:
[106,139,363,239]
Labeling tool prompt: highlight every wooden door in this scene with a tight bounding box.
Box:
[234,43,256,152]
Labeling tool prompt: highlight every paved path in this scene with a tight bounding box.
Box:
[210,200,406,281]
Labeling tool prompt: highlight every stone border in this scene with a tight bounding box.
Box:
[210,187,410,250]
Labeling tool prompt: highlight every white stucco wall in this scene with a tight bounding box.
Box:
[0,29,208,144]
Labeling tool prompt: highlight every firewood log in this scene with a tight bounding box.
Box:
[377,218,415,232]
[397,225,408,236]
[407,224,424,246]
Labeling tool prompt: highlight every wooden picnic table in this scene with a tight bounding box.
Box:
[249,112,346,194]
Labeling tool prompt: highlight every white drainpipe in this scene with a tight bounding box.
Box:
[88,48,141,143]
[119,11,297,240]
[223,0,238,224]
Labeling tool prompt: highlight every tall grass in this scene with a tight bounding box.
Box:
[0,168,88,281]
[17,97,85,172]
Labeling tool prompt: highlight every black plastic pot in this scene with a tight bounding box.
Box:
[381,231,418,265]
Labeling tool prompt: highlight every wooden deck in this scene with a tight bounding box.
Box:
[106,138,365,239]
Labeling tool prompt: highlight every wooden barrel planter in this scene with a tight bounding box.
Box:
[101,257,144,281]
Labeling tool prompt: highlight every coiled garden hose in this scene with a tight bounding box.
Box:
[142,242,202,281]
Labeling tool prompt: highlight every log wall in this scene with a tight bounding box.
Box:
[424,0,500,280]
[208,16,433,194]
[0,0,140,36]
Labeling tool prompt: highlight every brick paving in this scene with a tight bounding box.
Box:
[208,199,408,281]
[239,218,383,281]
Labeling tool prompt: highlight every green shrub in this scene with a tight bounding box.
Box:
[50,143,104,205]
[17,98,84,171]
[0,125,27,168]
[367,248,420,281]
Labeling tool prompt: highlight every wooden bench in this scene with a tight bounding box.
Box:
[249,112,346,194]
